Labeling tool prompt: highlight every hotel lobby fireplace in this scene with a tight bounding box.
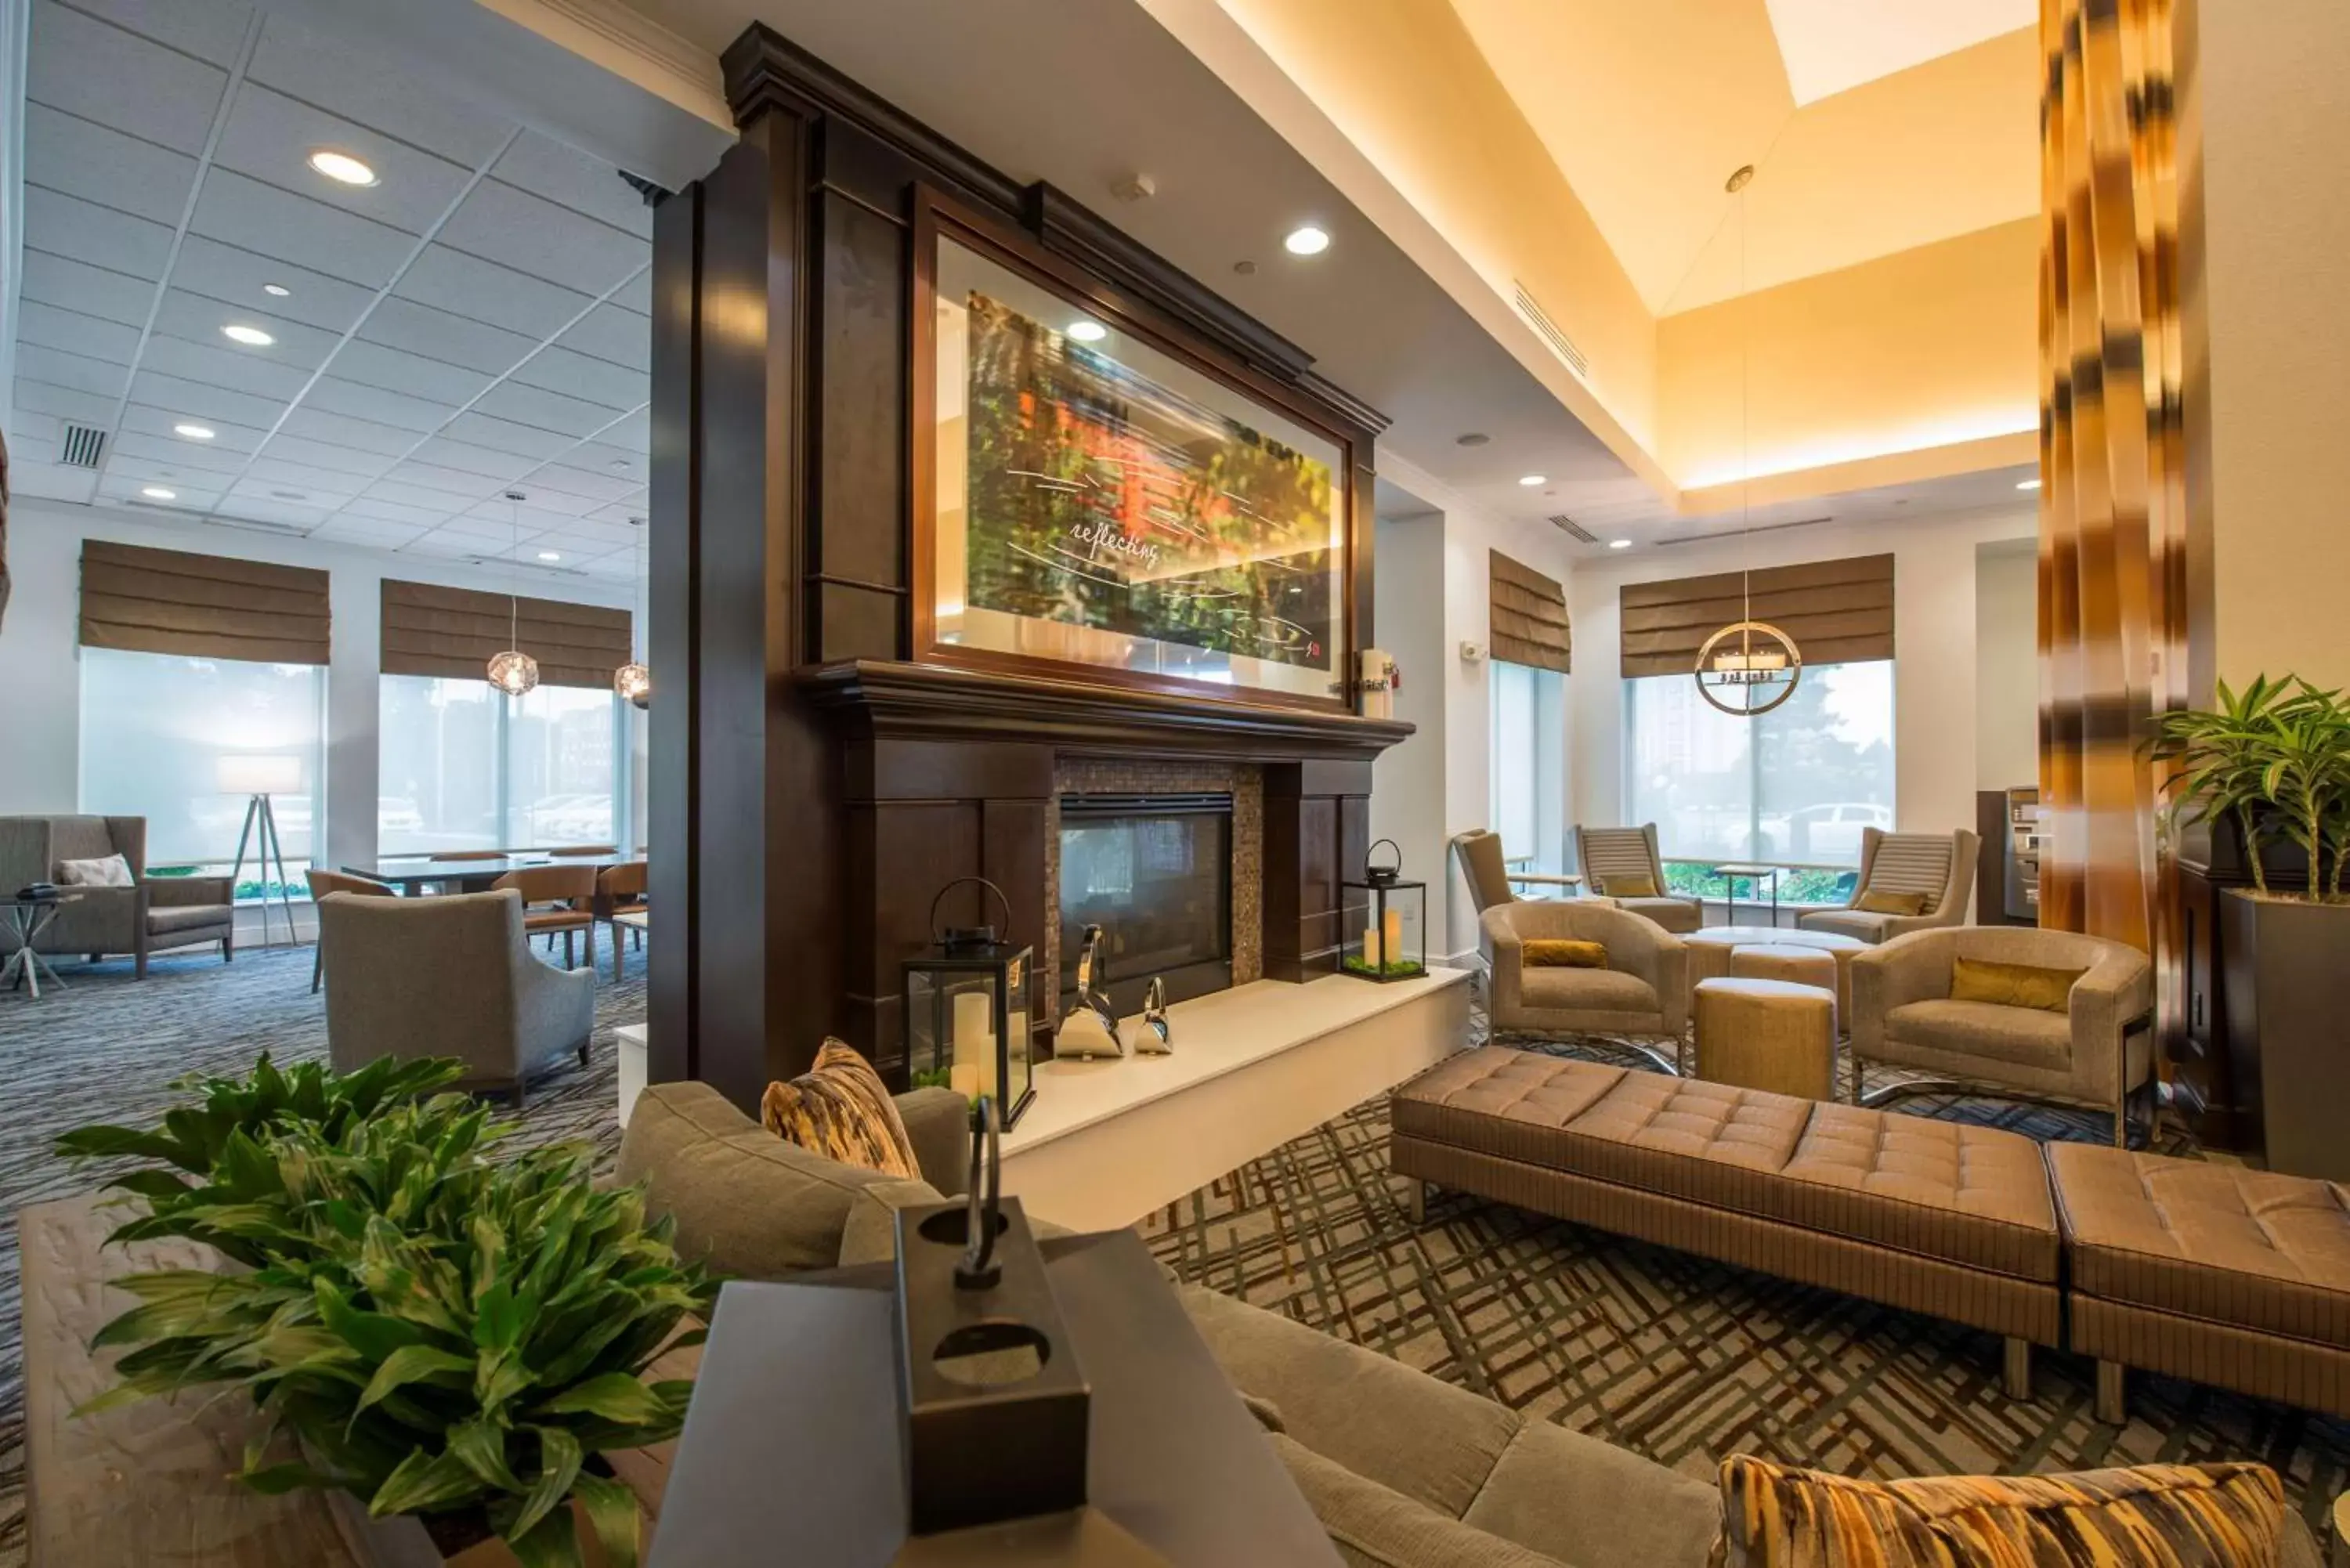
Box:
[1058,793,1233,1017]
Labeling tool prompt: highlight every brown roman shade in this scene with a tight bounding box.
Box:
[1489,551,1571,674]
[381,579,632,690]
[1618,553,1894,677]
[79,540,330,664]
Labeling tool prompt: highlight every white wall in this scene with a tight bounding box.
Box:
[1972,538,2038,791]
[1369,511,1446,927]
[1567,504,2037,863]
[0,497,642,878]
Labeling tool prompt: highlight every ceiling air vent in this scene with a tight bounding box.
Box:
[1548,514,1598,544]
[60,424,107,468]
[1512,282,1589,381]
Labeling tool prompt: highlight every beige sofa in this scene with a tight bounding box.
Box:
[1798,827,1979,944]
[0,815,233,977]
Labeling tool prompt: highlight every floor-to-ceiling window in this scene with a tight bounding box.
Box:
[1624,659,1893,903]
[78,649,327,900]
[378,676,627,855]
[1489,659,1569,876]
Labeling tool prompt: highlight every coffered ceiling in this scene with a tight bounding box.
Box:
[6,0,654,581]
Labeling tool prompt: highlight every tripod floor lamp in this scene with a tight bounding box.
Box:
[217,754,302,947]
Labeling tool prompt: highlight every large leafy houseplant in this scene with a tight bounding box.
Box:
[2151,675,2350,901]
[60,1056,714,1567]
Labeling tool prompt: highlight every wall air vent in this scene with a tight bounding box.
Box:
[60,424,106,468]
[1511,282,1590,380]
[1548,514,1599,544]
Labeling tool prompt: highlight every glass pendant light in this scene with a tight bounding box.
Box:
[614,513,650,707]
[487,490,540,696]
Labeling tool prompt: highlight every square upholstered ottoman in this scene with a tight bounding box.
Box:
[2048,1142,2350,1423]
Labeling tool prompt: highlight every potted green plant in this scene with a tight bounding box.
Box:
[60,1056,714,1566]
[2152,675,2350,1178]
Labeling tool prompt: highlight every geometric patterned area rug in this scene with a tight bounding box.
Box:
[1139,1033,2349,1541]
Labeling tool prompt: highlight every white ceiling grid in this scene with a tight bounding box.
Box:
[7,0,653,580]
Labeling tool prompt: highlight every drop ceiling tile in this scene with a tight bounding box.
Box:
[343,496,458,529]
[471,380,619,439]
[438,179,646,298]
[247,13,512,168]
[100,475,222,509]
[566,442,643,478]
[106,452,214,484]
[529,463,639,504]
[432,512,526,541]
[303,375,446,433]
[14,461,99,502]
[393,244,590,340]
[17,300,143,364]
[310,515,425,545]
[585,501,651,526]
[234,467,356,504]
[381,460,502,499]
[554,301,649,373]
[24,185,174,278]
[255,434,398,479]
[609,269,651,316]
[169,235,376,331]
[140,331,312,399]
[438,410,577,461]
[491,130,653,240]
[212,85,472,236]
[151,289,340,368]
[405,437,537,482]
[470,489,596,521]
[8,410,63,452]
[274,405,418,457]
[25,102,201,225]
[16,374,117,428]
[127,368,287,432]
[190,169,415,290]
[19,248,157,327]
[367,479,493,513]
[120,402,270,453]
[537,517,640,549]
[576,553,642,580]
[598,407,649,453]
[329,340,488,406]
[508,345,641,412]
[66,0,255,67]
[400,529,493,558]
[16,342,130,399]
[29,0,229,149]
[356,296,537,378]
[112,430,251,474]
[218,486,334,527]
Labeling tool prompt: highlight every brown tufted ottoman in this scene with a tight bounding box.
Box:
[1393,1047,2063,1393]
[2048,1142,2350,1424]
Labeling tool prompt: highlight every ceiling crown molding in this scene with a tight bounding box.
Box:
[481,0,727,130]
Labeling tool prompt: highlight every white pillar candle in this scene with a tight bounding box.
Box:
[1383,908,1404,965]
[949,1064,981,1099]
[951,992,999,1100]
[1363,926,1383,967]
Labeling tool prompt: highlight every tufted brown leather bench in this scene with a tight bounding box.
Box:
[2048,1142,2350,1424]
[1392,1048,2063,1393]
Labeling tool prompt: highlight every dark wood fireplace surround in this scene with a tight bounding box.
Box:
[648,26,1409,1113]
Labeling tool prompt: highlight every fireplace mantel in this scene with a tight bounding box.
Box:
[803,659,1413,762]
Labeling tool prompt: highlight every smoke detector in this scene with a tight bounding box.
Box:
[1111,173,1156,203]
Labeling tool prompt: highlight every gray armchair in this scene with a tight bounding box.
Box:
[1799,827,1979,944]
[1483,899,1687,1058]
[0,815,233,977]
[1571,823,1703,934]
[1849,926,2155,1143]
[319,889,595,1104]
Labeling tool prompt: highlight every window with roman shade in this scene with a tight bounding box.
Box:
[79,540,330,664]
[379,580,631,690]
[1617,553,1893,676]
[1488,551,1570,674]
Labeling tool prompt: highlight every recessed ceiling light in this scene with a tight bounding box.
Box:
[262,283,291,298]
[1517,474,1546,486]
[607,457,631,470]
[307,149,378,187]
[271,490,308,500]
[1282,226,1330,256]
[1065,320,1108,342]
[2017,478,2043,490]
[141,486,177,500]
[173,422,216,441]
[1609,538,1633,550]
[1455,432,1490,447]
[222,323,274,346]
[537,551,562,562]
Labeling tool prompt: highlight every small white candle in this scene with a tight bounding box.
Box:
[1382,908,1404,965]
[949,1064,981,1099]
[1363,926,1383,967]
[950,992,998,1100]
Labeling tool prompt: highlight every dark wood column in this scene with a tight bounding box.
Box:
[1262,761,1372,982]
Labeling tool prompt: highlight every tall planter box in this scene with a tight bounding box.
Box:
[2218,889,2350,1180]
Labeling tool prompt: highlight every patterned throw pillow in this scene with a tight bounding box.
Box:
[1524,938,1609,969]
[1711,1456,2286,1568]
[759,1039,920,1180]
[1950,957,2088,1013]
[1853,887,1930,917]
[1601,873,1660,898]
[55,854,134,887]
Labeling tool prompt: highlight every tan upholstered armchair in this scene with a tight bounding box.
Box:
[0,815,233,977]
[1484,900,1687,1068]
[1849,926,2154,1143]
[1799,827,1980,944]
[319,889,595,1104]
[1570,823,1703,934]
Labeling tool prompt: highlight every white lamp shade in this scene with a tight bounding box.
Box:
[217,754,302,795]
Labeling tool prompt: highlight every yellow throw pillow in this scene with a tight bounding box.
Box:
[1950,957,2088,1013]
[1712,1456,2286,1568]
[1524,938,1608,968]
[759,1039,920,1180]
[1600,873,1659,898]
[1854,887,1931,917]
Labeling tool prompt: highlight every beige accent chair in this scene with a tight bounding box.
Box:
[303,869,395,993]
[1483,899,1687,1063]
[0,815,233,977]
[1799,827,1979,944]
[319,888,595,1104]
[1450,829,1515,916]
[1571,823,1702,934]
[1849,926,2155,1144]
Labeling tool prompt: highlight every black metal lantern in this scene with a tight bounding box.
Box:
[1342,840,1426,982]
[902,877,1035,1129]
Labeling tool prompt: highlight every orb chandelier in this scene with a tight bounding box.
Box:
[1693,162,1800,719]
[486,490,539,695]
[613,513,649,708]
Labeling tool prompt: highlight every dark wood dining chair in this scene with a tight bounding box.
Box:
[491,865,598,970]
[596,859,648,981]
[304,869,396,992]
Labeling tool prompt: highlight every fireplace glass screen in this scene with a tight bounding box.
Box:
[1058,794,1232,1017]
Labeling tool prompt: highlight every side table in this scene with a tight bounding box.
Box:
[1709,863,1782,925]
[3,895,80,999]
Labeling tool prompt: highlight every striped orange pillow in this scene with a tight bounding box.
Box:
[1711,1457,2285,1567]
[760,1039,920,1180]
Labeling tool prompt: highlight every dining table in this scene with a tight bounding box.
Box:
[342,851,637,893]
